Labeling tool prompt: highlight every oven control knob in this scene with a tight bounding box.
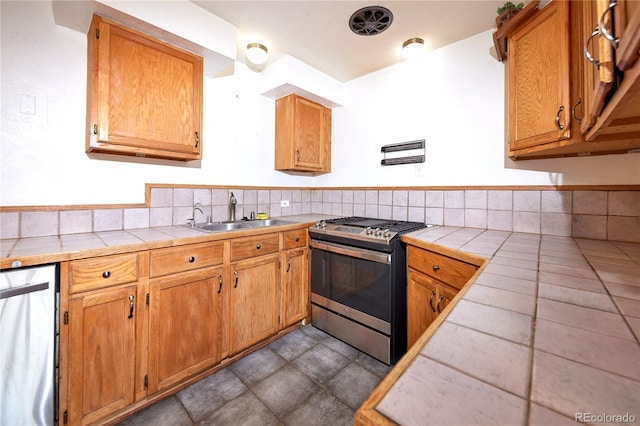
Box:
[374,227,383,237]
[316,220,326,229]
[365,226,373,235]
[383,229,391,238]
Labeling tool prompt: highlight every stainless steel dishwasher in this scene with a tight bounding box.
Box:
[1,264,58,426]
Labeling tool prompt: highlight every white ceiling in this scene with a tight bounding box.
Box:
[191,1,506,82]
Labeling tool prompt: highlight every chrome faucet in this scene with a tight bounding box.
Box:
[228,192,237,221]
[188,203,204,227]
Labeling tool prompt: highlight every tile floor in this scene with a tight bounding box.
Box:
[118,325,392,426]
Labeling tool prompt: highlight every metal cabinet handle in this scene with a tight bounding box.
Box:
[102,271,111,279]
[584,25,601,68]
[599,0,618,49]
[295,237,300,242]
[256,244,261,249]
[555,106,565,130]
[436,295,445,313]
[188,256,195,263]
[428,291,436,312]
[572,99,582,124]
[128,295,134,319]
[296,149,301,161]
[432,265,440,272]
[286,260,291,273]
[217,274,223,294]
[233,270,239,288]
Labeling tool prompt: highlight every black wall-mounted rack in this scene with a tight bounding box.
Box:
[380,139,425,166]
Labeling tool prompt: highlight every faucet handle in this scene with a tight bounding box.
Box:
[186,218,195,227]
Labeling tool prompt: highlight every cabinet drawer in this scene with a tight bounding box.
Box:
[283,229,307,250]
[407,246,477,290]
[68,253,138,293]
[231,234,280,261]
[150,242,223,278]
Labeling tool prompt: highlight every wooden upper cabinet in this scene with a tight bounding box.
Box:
[503,0,640,159]
[275,94,331,174]
[86,15,203,161]
[585,0,640,145]
[581,0,615,133]
[507,0,573,154]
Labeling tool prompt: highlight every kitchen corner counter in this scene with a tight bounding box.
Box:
[357,226,640,426]
[0,215,327,270]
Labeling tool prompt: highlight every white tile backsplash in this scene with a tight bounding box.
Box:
[3,188,638,242]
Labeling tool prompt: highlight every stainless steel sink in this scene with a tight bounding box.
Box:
[184,219,294,233]
[243,219,293,228]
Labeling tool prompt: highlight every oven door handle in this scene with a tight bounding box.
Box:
[310,240,391,264]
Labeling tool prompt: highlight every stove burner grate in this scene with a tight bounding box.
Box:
[325,216,426,234]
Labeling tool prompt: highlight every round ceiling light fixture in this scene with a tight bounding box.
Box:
[349,6,394,36]
[246,43,268,65]
[402,38,425,59]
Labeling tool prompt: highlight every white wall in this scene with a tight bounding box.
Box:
[0,1,313,207]
[2,2,639,209]
[320,31,640,187]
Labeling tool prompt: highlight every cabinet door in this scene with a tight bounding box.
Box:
[68,285,137,425]
[293,96,330,170]
[275,94,331,173]
[406,269,438,349]
[148,267,223,394]
[281,248,308,328]
[434,283,457,316]
[507,0,572,151]
[581,0,616,133]
[229,254,280,355]
[87,15,203,161]
[616,0,640,71]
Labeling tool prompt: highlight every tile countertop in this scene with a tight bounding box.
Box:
[358,226,640,426]
[0,215,329,269]
[3,218,639,424]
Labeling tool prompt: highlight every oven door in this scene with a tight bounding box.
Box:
[310,239,392,332]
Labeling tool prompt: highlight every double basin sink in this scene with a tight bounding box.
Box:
[185,219,294,233]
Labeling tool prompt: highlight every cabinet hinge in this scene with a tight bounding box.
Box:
[194,131,199,148]
[63,311,69,325]
[146,293,150,305]
[95,28,99,39]
[63,410,68,424]
[144,374,148,389]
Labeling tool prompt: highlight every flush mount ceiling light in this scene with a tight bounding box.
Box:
[246,43,268,65]
[402,38,425,59]
[349,6,393,36]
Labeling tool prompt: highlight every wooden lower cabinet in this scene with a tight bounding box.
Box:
[60,227,311,425]
[147,266,224,394]
[229,254,280,355]
[407,270,458,348]
[406,243,479,349]
[67,285,138,425]
[280,247,309,328]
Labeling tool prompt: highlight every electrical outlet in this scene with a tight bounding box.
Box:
[280,200,290,207]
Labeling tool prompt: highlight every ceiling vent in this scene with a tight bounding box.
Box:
[349,6,393,36]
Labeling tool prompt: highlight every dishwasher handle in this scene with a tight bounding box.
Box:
[0,282,49,300]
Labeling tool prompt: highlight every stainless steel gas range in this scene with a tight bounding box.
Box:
[308,217,427,365]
